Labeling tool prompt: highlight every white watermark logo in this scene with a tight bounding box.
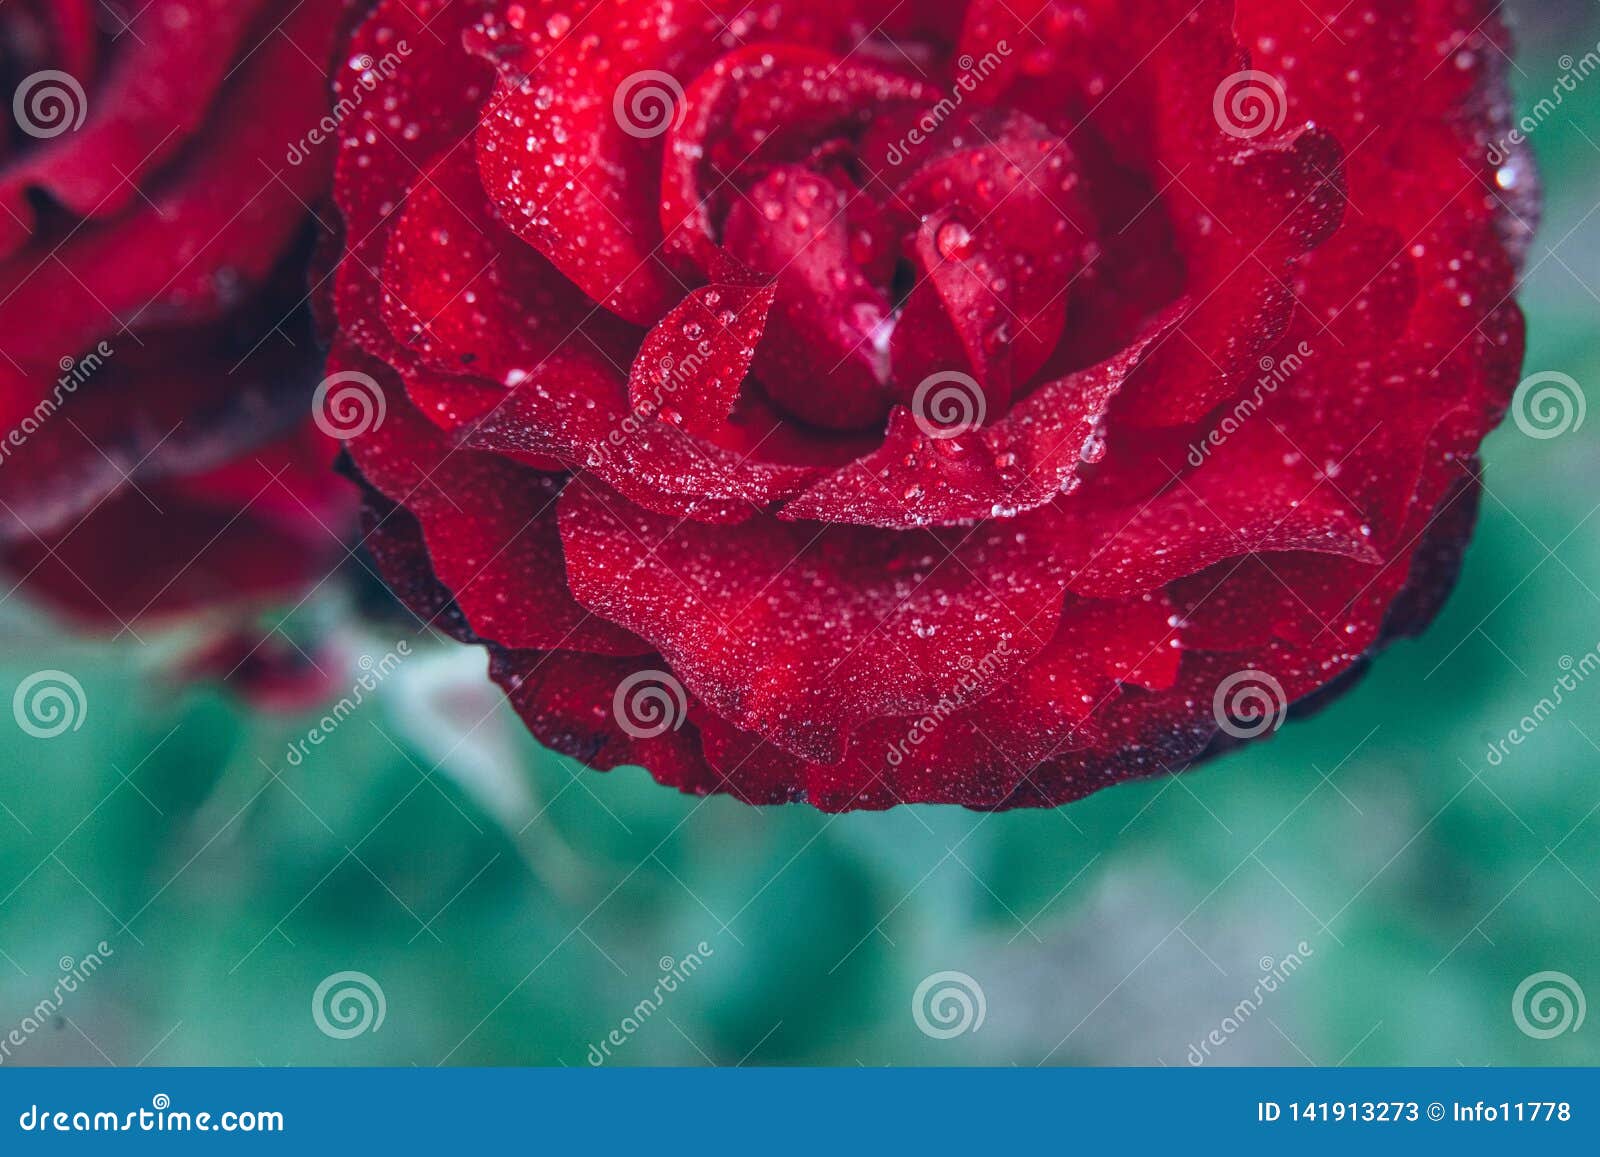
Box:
[13,670,87,739]
[1212,669,1287,740]
[1513,971,1585,1039]
[613,70,685,139]
[912,971,986,1039]
[17,1094,283,1134]
[911,371,985,439]
[1213,70,1288,140]
[312,971,386,1039]
[13,71,88,139]
[612,670,688,739]
[1511,371,1585,440]
[312,370,387,440]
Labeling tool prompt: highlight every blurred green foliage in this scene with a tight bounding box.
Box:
[2,2,1598,1067]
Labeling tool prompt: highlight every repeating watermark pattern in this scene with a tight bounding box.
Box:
[12,70,88,139]
[587,341,716,466]
[312,971,386,1039]
[0,342,114,468]
[1187,943,1315,1064]
[626,345,713,424]
[287,42,412,166]
[285,643,411,767]
[912,970,986,1039]
[1511,370,1585,440]
[1187,341,1313,467]
[1212,70,1288,140]
[881,42,1012,166]
[1512,971,1586,1039]
[12,670,87,739]
[1483,644,1600,767]
[1487,42,1600,166]
[612,669,688,740]
[1212,669,1287,740]
[884,640,1012,768]
[911,371,986,440]
[0,942,114,1065]
[312,369,387,440]
[586,942,715,1064]
[613,70,685,139]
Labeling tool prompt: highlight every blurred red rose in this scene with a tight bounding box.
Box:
[0,0,356,630]
[334,0,1535,810]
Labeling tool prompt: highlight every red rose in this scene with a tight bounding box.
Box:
[335,0,1534,809]
[0,0,354,626]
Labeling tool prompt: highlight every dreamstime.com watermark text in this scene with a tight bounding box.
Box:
[1483,643,1600,767]
[17,1095,282,1134]
[881,43,1012,166]
[589,340,716,466]
[1187,941,1314,1064]
[0,342,113,467]
[1486,41,1600,166]
[284,642,410,766]
[586,942,714,1064]
[286,43,412,166]
[1188,341,1313,467]
[0,942,114,1065]
[884,640,1013,768]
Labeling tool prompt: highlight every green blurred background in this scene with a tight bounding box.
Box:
[2,1,1597,1067]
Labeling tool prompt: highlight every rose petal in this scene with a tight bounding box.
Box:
[341,345,647,656]
[558,480,1069,762]
[0,0,277,256]
[784,307,1180,527]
